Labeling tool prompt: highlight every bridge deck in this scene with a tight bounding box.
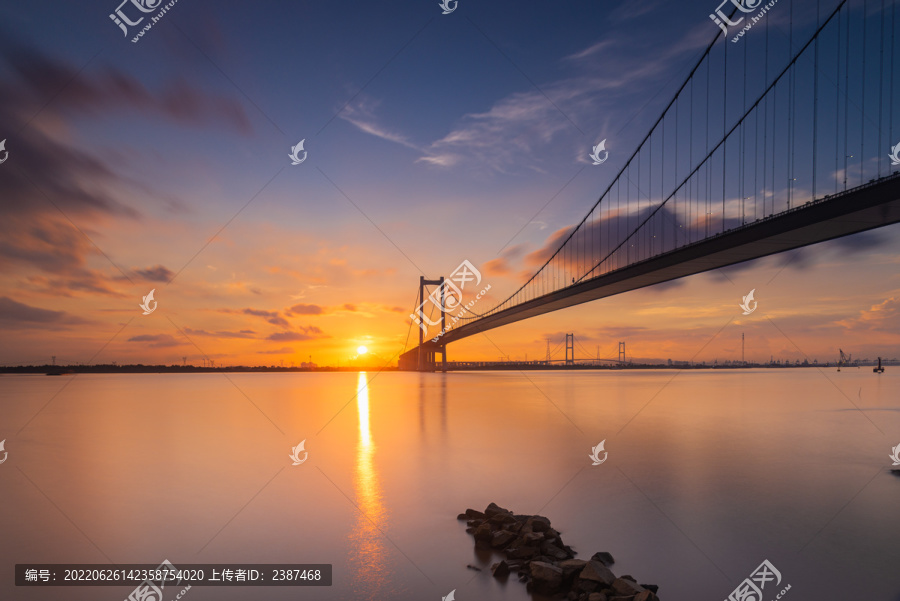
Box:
[426,174,900,349]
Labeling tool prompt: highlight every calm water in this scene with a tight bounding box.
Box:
[1,370,899,601]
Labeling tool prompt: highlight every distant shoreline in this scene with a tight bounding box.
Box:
[0,365,392,374]
[0,361,891,374]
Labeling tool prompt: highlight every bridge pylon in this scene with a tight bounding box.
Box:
[407,275,448,372]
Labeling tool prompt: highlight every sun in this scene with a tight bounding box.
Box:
[357,345,368,355]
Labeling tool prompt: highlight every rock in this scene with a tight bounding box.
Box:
[460,506,659,601]
[505,520,524,534]
[559,559,588,576]
[574,579,601,595]
[578,560,617,587]
[473,522,493,544]
[545,533,565,547]
[485,502,512,518]
[490,512,518,526]
[507,545,538,559]
[491,561,510,578]
[526,515,552,532]
[611,577,644,597]
[523,532,544,545]
[491,530,517,549]
[530,561,564,595]
[542,541,572,561]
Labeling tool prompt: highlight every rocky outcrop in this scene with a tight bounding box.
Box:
[458,504,660,601]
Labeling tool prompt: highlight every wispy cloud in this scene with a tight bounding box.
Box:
[258,347,294,354]
[132,265,175,283]
[837,296,900,332]
[286,303,324,315]
[339,96,421,150]
[240,308,290,328]
[267,326,326,342]
[417,52,704,172]
[183,328,256,339]
[0,297,90,328]
[127,334,181,347]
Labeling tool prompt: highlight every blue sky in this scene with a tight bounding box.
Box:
[0,0,898,365]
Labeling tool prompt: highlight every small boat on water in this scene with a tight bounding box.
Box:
[874,357,885,373]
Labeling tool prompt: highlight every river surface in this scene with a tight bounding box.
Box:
[1,369,899,601]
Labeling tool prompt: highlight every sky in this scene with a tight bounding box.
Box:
[0,0,898,367]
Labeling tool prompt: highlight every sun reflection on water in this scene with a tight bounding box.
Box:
[348,372,391,597]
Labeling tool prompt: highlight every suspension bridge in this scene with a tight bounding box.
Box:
[401,0,900,371]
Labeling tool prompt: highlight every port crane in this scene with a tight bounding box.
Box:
[837,349,855,372]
